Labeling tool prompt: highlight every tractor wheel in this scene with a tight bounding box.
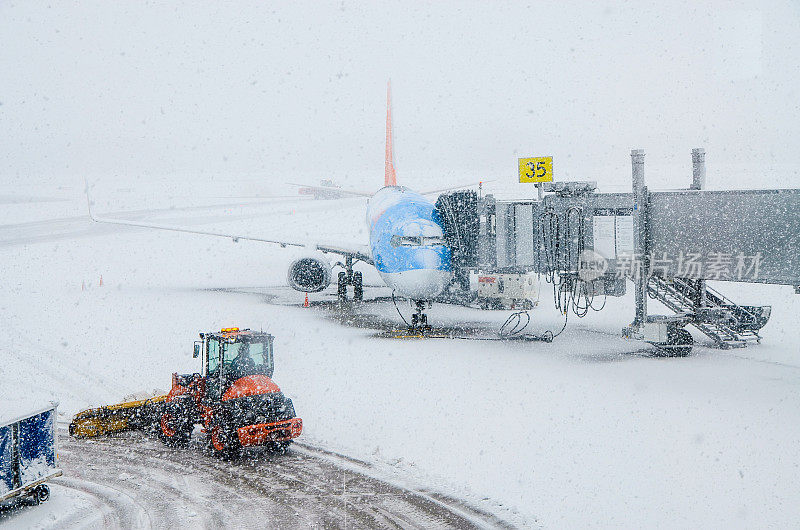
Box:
[209,424,241,460]
[158,410,192,447]
[353,271,363,302]
[265,441,292,454]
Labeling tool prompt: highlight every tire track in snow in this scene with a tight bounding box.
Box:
[56,429,514,529]
[48,478,151,529]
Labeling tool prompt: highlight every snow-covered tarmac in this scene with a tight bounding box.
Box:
[2,186,800,527]
[3,428,507,529]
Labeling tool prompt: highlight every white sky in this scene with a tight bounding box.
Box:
[1,1,798,189]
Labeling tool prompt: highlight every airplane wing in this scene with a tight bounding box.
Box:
[287,183,374,198]
[289,180,493,199]
[417,180,494,196]
[85,192,373,264]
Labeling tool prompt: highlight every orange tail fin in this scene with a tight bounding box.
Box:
[385,81,397,186]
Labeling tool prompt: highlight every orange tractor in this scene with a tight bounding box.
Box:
[158,328,302,458]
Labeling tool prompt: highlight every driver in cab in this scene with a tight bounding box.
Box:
[229,343,256,380]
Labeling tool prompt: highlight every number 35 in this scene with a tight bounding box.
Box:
[527,161,547,178]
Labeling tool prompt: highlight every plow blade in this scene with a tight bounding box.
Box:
[69,395,167,438]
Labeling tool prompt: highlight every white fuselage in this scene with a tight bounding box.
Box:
[366,187,452,300]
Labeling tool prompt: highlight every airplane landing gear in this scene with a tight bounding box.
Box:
[390,292,433,333]
[410,300,431,332]
[337,256,363,305]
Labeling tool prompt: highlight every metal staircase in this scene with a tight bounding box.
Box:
[647,276,770,349]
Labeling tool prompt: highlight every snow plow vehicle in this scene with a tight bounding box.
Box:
[69,328,302,458]
[69,394,167,438]
[159,328,302,457]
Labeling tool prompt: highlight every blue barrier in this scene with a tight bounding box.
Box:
[0,403,61,506]
[0,425,13,494]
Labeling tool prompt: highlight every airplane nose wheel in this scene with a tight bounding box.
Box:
[410,300,431,332]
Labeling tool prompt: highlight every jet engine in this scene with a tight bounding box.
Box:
[287,254,332,292]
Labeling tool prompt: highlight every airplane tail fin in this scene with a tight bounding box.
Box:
[385,80,397,186]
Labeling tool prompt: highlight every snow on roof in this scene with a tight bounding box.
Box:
[0,401,58,428]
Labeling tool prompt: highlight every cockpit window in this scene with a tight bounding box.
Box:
[390,235,446,247]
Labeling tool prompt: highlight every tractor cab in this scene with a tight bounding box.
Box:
[196,328,274,402]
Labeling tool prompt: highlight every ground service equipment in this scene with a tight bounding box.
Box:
[69,395,167,438]
[473,272,539,310]
[69,328,302,458]
[1,403,61,508]
[159,328,302,458]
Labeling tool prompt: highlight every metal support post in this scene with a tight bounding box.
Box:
[632,149,648,327]
[691,148,706,190]
[690,148,707,307]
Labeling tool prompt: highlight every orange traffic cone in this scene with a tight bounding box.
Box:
[304,292,309,307]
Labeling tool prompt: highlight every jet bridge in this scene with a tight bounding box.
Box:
[438,148,800,355]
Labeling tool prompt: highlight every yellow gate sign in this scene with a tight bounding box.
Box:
[518,156,553,183]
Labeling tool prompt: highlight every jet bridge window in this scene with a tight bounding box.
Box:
[390,235,446,247]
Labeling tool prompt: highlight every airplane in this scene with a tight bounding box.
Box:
[86,82,475,329]
[290,179,353,200]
